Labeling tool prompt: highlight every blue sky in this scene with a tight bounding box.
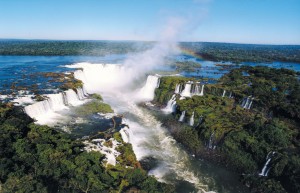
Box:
[0,0,299,44]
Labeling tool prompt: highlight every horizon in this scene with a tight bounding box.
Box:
[1,38,300,46]
[0,0,299,45]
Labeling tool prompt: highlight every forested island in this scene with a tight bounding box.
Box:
[1,40,299,63]
[153,66,300,193]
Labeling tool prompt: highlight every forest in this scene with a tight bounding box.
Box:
[0,102,174,192]
[1,40,299,63]
[180,42,300,63]
[153,66,300,193]
[0,40,151,56]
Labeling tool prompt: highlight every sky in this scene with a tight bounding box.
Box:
[0,0,299,45]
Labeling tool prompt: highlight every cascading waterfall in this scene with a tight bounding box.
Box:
[189,112,194,126]
[181,83,192,97]
[222,90,226,97]
[247,97,254,109]
[259,152,276,176]
[156,78,160,88]
[179,111,186,122]
[162,94,177,113]
[241,97,247,108]
[77,87,87,99]
[193,84,201,95]
[229,92,233,98]
[65,63,236,192]
[119,121,132,143]
[64,89,84,106]
[208,131,215,149]
[199,85,204,96]
[241,96,253,109]
[173,82,204,97]
[24,88,86,124]
[175,84,182,94]
[138,75,160,101]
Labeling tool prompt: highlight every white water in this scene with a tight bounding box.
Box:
[199,85,204,96]
[193,84,201,95]
[120,128,130,143]
[68,63,215,192]
[259,152,275,176]
[162,94,177,113]
[222,90,226,97]
[138,75,160,101]
[189,112,195,126]
[247,98,254,109]
[24,88,86,125]
[208,132,215,149]
[179,111,186,122]
[84,138,121,166]
[241,96,253,109]
[181,83,192,97]
[175,84,182,94]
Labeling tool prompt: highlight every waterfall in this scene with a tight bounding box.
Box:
[162,94,177,113]
[156,78,160,88]
[138,75,160,101]
[229,92,233,98]
[193,84,201,95]
[175,84,182,94]
[120,128,131,143]
[181,83,192,97]
[189,112,194,126]
[178,111,186,122]
[241,97,247,108]
[24,88,86,124]
[65,63,226,192]
[76,87,86,100]
[247,97,254,109]
[47,93,67,111]
[222,90,226,97]
[241,96,253,109]
[64,89,84,106]
[196,116,203,127]
[208,132,215,149]
[241,96,250,109]
[199,85,204,96]
[259,152,276,176]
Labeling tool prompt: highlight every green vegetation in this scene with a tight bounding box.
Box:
[170,61,201,72]
[40,72,84,91]
[220,66,300,122]
[0,40,152,56]
[75,101,114,116]
[180,42,300,63]
[154,76,195,104]
[0,103,174,193]
[90,93,103,100]
[154,66,300,193]
[1,40,299,63]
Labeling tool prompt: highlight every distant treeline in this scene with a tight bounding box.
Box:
[0,39,300,63]
[0,39,152,56]
[180,42,300,63]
